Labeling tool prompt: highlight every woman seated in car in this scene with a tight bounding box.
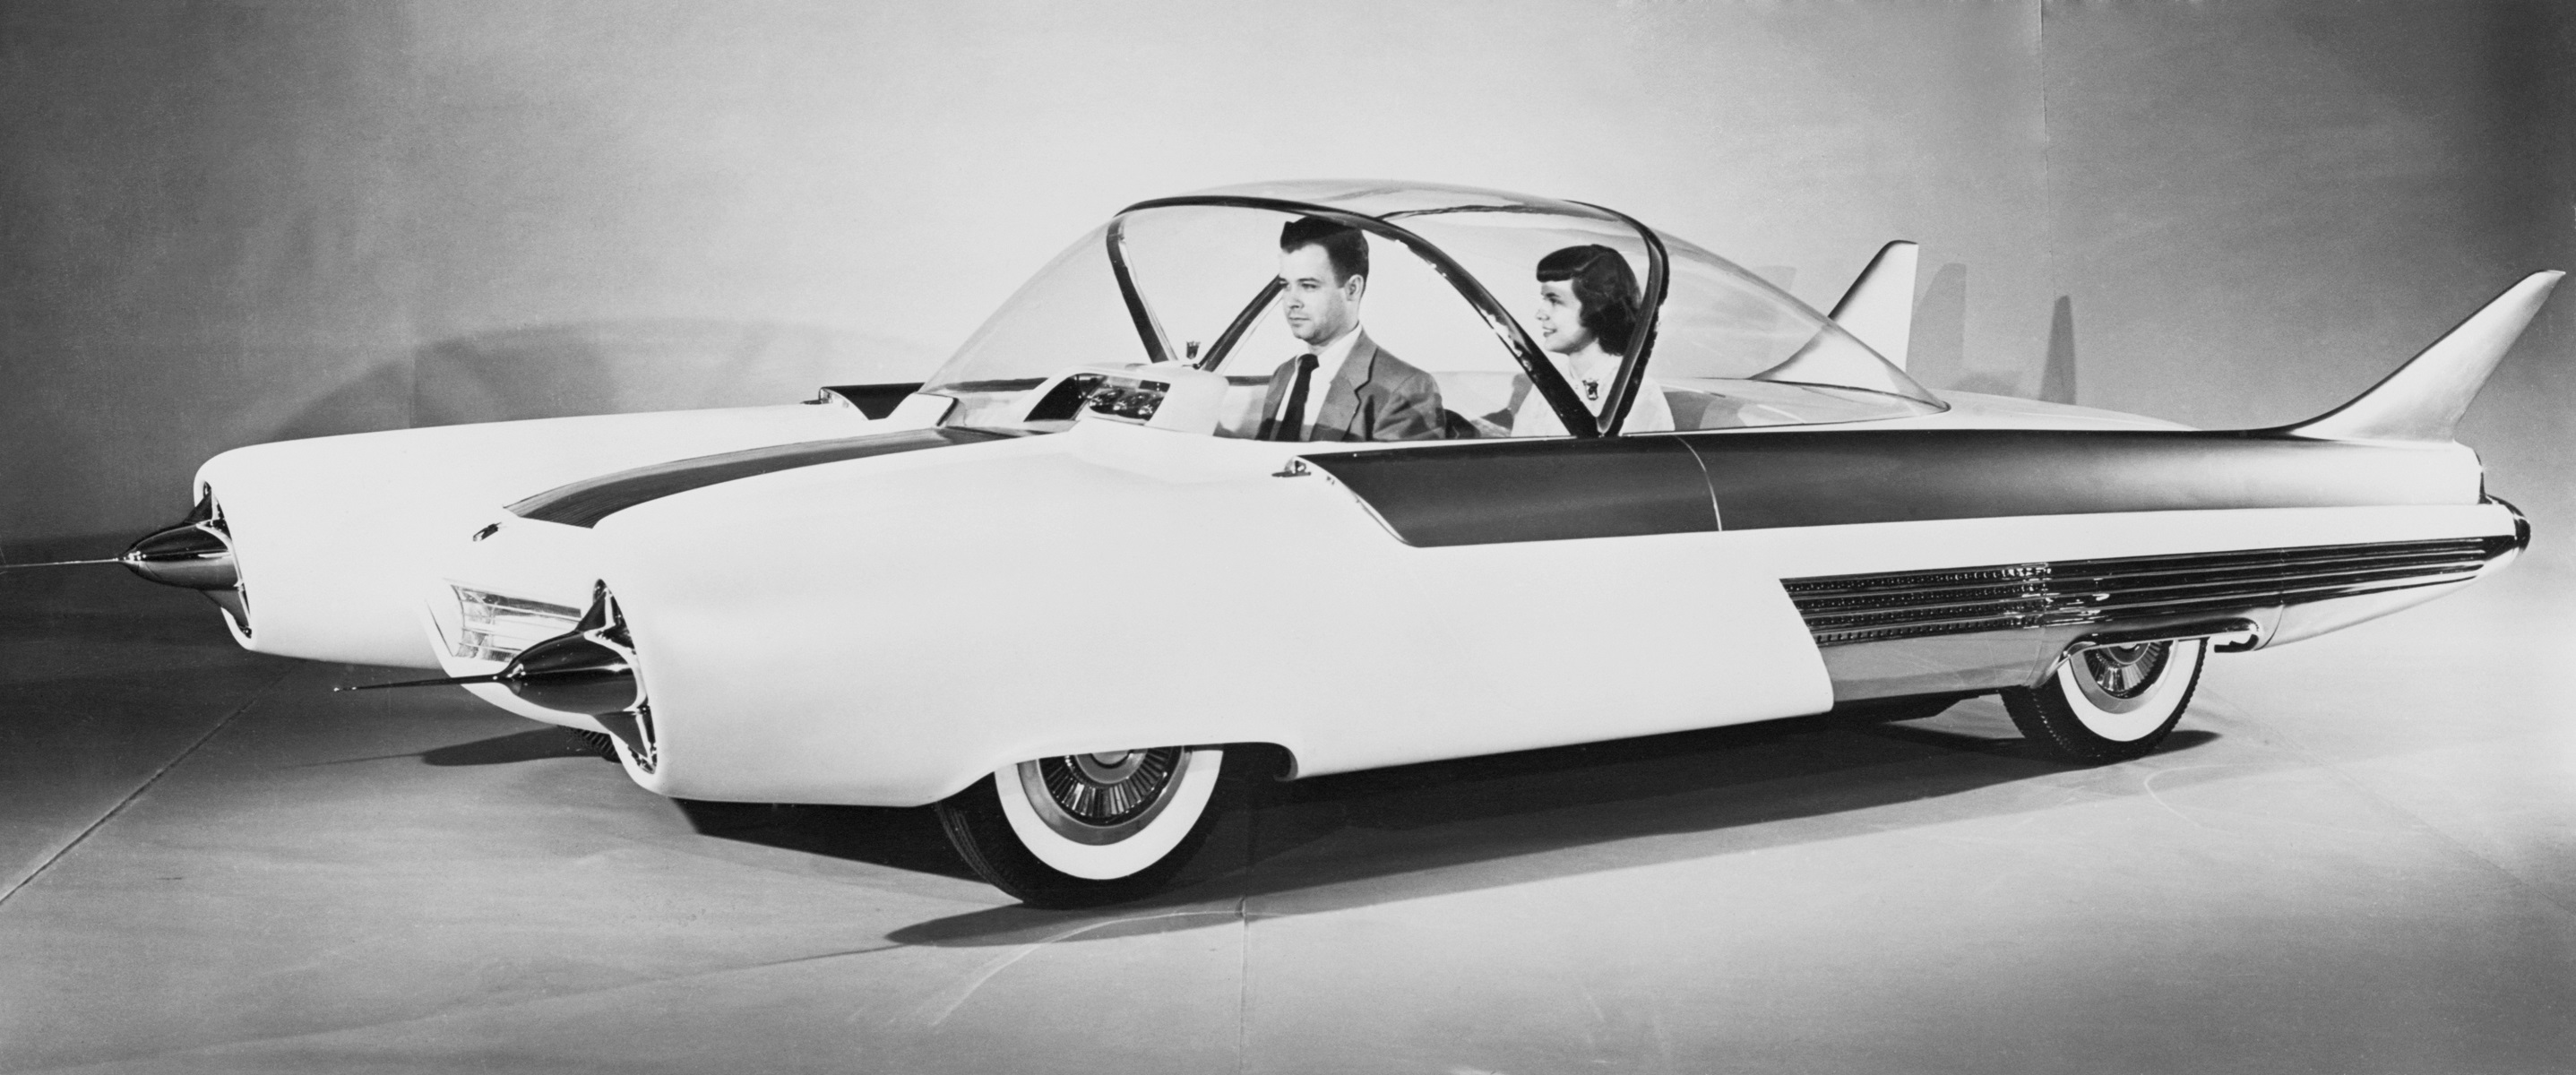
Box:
[1491,244,1676,436]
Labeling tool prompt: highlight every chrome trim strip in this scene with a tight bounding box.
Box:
[1786,537,2508,647]
[2071,617,2260,651]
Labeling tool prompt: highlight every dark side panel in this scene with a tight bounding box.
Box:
[1684,428,2481,530]
[1312,428,2482,547]
[1303,437,1717,547]
[511,427,1006,528]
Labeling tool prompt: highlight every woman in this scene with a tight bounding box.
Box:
[1495,245,1674,436]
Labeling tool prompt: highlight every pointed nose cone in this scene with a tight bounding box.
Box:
[122,494,252,633]
[120,521,238,590]
[502,631,642,715]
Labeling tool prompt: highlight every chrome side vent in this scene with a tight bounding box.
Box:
[1786,537,2509,647]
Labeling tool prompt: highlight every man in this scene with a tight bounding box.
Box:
[1254,217,1447,442]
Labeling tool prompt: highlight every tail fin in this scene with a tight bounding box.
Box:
[1828,241,1920,369]
[2287,271,2562,442]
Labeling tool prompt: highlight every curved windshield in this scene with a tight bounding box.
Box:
[925,204,1550,438]
[919,185,1943,438]
[1181,179,1578,220]
[921,222,1137,428]
[1644,235,1944,428]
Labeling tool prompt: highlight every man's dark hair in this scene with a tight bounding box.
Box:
[1279,216,1369,284]
[1536,245,1641,356]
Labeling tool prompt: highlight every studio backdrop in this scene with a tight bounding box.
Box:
[4,0,2570,572]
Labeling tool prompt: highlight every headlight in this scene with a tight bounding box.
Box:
[449,586,582,662]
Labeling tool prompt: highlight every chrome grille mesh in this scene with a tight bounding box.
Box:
[1785,537,2506,647]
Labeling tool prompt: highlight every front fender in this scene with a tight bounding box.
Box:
[590,425,1831,805]
[197,404,880,666]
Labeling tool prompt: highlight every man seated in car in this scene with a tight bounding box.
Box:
[1254,217,1447,442]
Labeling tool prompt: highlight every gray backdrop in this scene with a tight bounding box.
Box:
[5,1,2570,572]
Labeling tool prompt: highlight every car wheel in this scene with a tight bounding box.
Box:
[2003,638,2206,764]
[935,745,1233,908]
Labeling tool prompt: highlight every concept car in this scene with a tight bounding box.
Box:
[118,181,2556,906]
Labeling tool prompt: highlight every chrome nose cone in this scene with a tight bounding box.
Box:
[120,521,237,590]
[501,630,642,715]
[506,583,657,772]
[344,583,655,770]
[122,493,249,632]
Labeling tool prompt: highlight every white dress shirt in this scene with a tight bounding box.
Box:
[1511,350,1676,436]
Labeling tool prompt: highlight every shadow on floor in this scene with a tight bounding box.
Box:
[281,727,601,769]
[376,727,985,877]
[405,707,2221,934]
[674,800,981,881]
[713,708,2215,946]
[419,728,609,767]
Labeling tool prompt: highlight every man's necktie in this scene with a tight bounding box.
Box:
[1266,354,1318,442]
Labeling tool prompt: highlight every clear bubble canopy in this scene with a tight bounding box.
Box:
[922,180,1943,438]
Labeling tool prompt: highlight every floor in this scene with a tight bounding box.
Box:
[3,563,2571,1074]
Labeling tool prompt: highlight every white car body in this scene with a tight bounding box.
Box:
[128,180,2553,905]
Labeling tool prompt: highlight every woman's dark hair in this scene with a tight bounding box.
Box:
[1535,245,1640,355]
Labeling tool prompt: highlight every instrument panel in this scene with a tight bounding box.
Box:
[1015,363,1228,434]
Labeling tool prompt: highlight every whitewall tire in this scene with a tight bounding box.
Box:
[935,745,1235,907]
[2003,639,2206,764]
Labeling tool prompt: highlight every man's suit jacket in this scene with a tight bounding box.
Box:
[1255,335,1447,442]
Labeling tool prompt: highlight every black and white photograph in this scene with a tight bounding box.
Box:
[3,2,2572,1071]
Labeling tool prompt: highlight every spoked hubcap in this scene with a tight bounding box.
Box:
[2015,637,2205,757]
[2081,642,2171,699]
[1022,747,1189,842]
[1073,750,1144,785]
